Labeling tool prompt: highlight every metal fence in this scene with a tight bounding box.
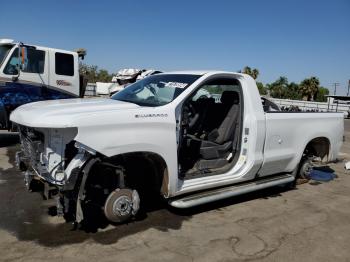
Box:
[271,98,350,115]
[85,83,96,97]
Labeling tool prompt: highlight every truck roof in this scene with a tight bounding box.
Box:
[0,39,77,56]
[160,70,246,77]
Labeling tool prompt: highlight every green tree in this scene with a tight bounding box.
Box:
[242,66,251,75]
[256,82,267,95]
[242,66,259,80]
[268,76,288,98]
[79,63,113,83]
[97,69,112,82]
[315,86,330,102]
[299,77,320,101]
[285,82,302,100]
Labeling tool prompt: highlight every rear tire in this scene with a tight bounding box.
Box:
[298,158,312,179]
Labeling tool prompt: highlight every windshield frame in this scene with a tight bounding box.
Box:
[111,74,201,107]
[0,44,14,68]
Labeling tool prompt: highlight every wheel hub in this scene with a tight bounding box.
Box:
[112,195,132,217]
[104,188,140,223]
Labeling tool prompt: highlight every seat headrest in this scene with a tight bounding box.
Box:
[220,91,239,104]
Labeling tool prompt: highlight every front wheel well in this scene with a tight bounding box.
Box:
[99,152,169,197]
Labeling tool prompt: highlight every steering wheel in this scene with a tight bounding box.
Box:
[145,96,160,104]
[145,96,156,102]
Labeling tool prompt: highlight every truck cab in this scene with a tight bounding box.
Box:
[0,39,85,130]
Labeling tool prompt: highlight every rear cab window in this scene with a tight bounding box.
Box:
[55,52,74,76]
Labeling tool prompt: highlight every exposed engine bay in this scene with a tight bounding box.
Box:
[16,125,141,225]
[17,126,79,182]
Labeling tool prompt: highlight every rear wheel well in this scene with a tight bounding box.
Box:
[303,137,330,162]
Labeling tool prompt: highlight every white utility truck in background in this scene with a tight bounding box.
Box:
[11,71,343,225]
[0,39,87,130]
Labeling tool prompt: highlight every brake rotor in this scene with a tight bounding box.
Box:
[104,188,139,223]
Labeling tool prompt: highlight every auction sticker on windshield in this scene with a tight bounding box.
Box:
[164,82,188,89]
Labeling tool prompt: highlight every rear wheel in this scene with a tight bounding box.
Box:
[298,158,312,179]
[285,157,313,189]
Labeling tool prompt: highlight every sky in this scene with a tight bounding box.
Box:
[1,0,349,94]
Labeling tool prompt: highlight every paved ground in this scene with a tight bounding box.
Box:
[0,121,350,262]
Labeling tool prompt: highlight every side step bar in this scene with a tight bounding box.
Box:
[169,174,295,208]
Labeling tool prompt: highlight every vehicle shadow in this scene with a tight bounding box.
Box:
[0,144,294,247]
[0,132,19,147]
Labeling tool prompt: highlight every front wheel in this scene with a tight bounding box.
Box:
[104,188,140,223]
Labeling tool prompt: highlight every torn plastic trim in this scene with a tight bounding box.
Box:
[75,157,100,223]
[75,141,96,155]
[62,152,91,191]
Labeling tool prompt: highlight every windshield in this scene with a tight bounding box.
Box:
[111,74,201,106]
[0,45,13,66]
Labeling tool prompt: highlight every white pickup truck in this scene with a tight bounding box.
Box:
[11,71,343,224]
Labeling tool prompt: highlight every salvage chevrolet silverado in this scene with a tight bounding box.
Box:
[11,71,344,224]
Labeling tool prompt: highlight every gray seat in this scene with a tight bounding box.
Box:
[199,91,240,160]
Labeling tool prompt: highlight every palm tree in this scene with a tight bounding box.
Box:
[268,76,288,98]
[242,66,252,75]
[251,68,259,80]
[242,66,259,80]
[300,77,320,101]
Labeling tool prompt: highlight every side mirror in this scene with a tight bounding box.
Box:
[19,46,27,71]
[12,46,27,82]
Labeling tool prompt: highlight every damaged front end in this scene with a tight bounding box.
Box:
[15,125,95,222]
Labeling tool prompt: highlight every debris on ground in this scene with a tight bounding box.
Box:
[345,161,350,170]
[296,178,309,185]
[309,169,336,182]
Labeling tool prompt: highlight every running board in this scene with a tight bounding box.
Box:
[169,174,295,208]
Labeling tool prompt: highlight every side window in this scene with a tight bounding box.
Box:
[55,52,74,76]
[191,78,240,103]
[3,49,19,75]
[4,48,45,75]
[134,83,177,103]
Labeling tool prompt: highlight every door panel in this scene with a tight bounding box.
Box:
[0,47,49,121]
[48,51,80,97]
